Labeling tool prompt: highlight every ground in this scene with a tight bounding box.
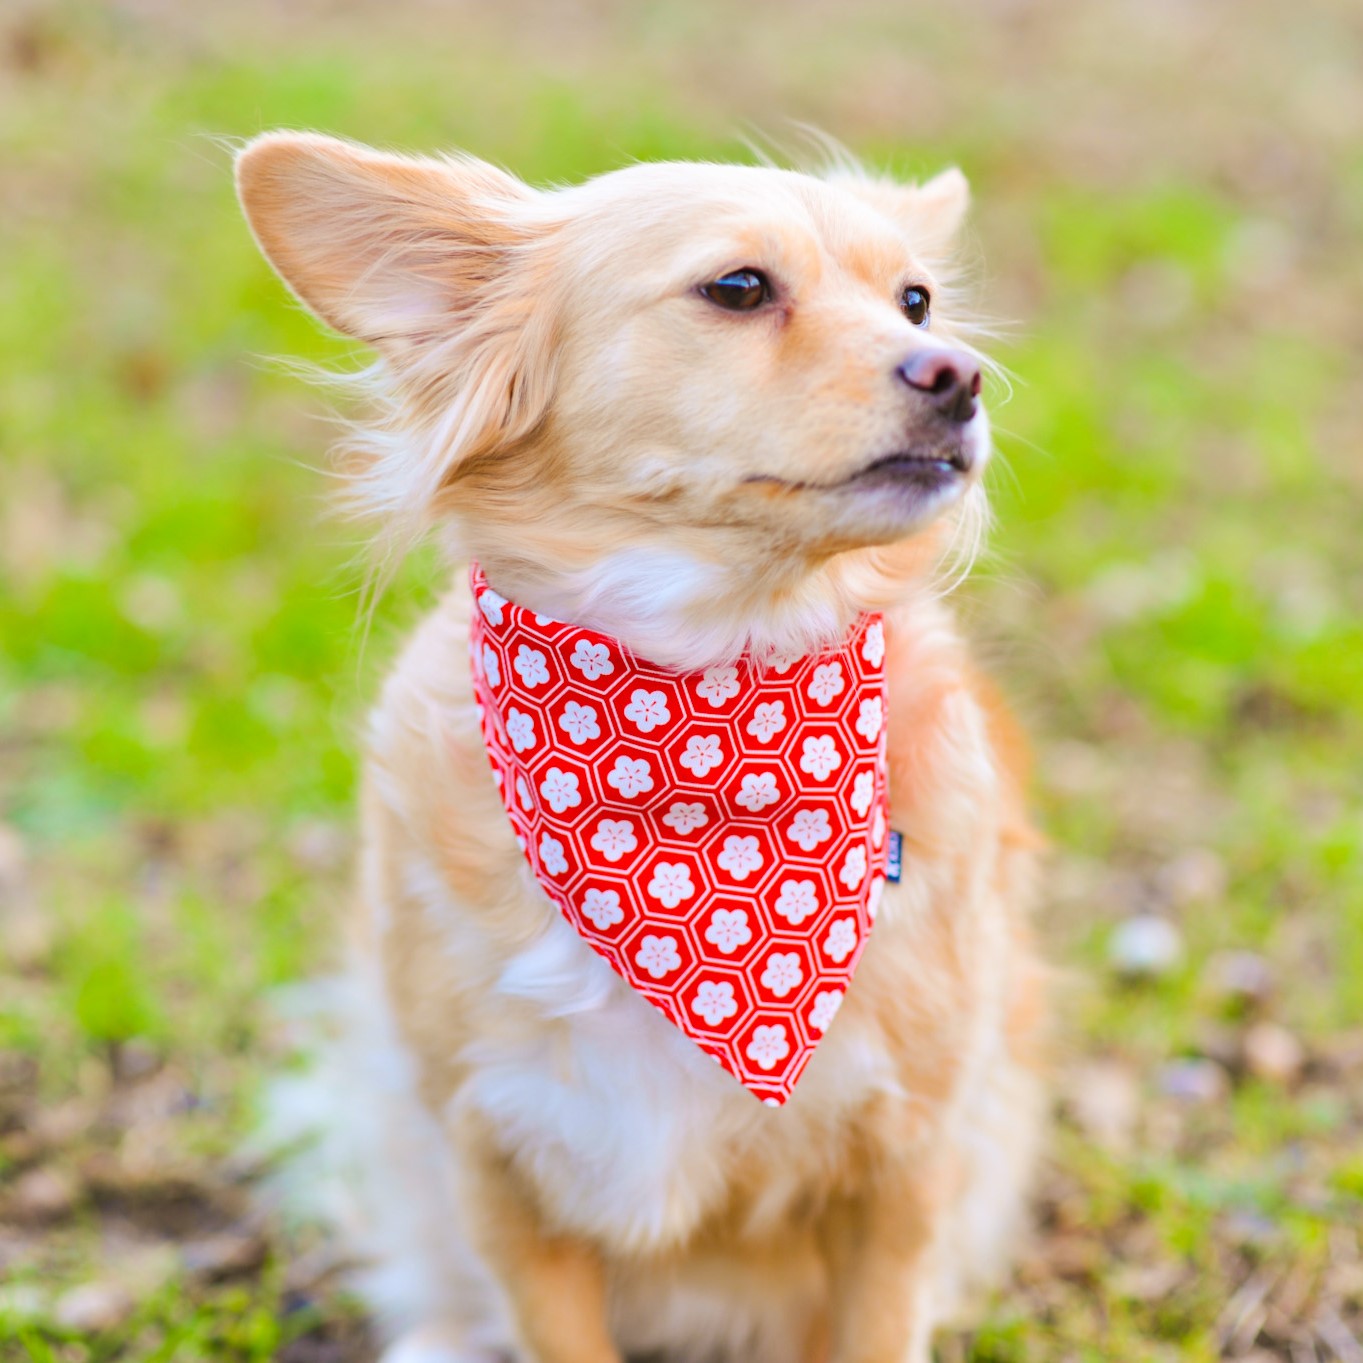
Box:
[1,0,1362,1359]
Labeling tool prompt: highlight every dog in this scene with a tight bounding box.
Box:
[236,132,1046,1363]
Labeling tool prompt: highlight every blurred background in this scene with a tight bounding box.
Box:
[1,0,1361,1358]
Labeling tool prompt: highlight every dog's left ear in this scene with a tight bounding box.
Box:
[835,167,971,264]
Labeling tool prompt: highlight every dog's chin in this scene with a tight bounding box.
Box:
[820,472,968,550]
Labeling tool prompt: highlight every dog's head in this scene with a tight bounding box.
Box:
[237,134,991,663]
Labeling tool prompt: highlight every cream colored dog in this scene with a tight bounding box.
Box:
[237,133,1045,1363]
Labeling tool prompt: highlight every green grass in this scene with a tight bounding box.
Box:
[2,1,1361,1358]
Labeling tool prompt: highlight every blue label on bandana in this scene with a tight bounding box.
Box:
[886,830,903,883]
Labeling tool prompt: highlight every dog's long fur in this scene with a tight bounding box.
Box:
[238,133,1046,1363]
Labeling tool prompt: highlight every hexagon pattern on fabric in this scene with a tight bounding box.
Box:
[468,564,890,1104]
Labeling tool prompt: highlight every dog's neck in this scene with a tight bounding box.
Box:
[462,537,939,671]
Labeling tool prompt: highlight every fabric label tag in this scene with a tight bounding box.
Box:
[886,830,903,883]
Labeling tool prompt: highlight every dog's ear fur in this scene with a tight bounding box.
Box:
[236,132,556,528]
[833,167,971,264]
[235,132,536,349]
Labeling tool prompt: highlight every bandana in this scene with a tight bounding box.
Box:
[468,564,890,1104]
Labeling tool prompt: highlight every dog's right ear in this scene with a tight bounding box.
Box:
[236,133,557,527]
[235,132,537,354]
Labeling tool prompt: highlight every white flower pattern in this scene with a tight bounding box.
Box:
[809,989,843,1033]
[760,951,803,998]
[635,934,681,980]
[773,878,819,925]
[746,1024,790,1071]
[807,662,845,706]
[823,917,859,963]
[705,908,753,954]
[850,770,875,817]
[606,756,654,799]
[623,688,671,733]
[570,639,614,680]
[661,801,708,835]
[690,980,739,1027]
[862,619,885,667]
[480,644,500,689]
[538,833,568,877]
[716,835,763,881]
[855,696,883,742]
[678,734,724,777]
[839,845,868,890]
[581,888,624,930]
[477,589,506,626]
[746,701,787,743]
[734,772,779,812]
[646,861,695,909]
[798,734,842,781]
[558,701,600,745]
[539,767,581,813]
[785,807,832,852]
[590,819,637,862]
[513,645,550,688]
[506,708,536,754]
[866,876,886,921]
[697,665,740,707]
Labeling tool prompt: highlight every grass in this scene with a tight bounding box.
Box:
[1,0,1361,1358]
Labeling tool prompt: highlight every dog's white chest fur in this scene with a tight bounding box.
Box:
[414,852,892,1248]
[462,906,755,1246]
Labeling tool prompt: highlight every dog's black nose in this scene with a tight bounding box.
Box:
[897,348,982,424]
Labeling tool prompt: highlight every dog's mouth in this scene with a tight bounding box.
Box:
[851,445,972,486]
[745,439,974,497]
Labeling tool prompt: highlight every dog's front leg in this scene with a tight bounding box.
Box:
[450,1114,623,1363]
[817,1169,943,1363]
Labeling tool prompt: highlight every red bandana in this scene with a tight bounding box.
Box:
[468,564,890,1104]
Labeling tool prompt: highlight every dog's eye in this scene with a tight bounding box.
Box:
[702,269,770,312]
[900,285,931,327]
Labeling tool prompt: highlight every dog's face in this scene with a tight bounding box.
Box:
[237,136,989,648]
[545,162,988,550]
